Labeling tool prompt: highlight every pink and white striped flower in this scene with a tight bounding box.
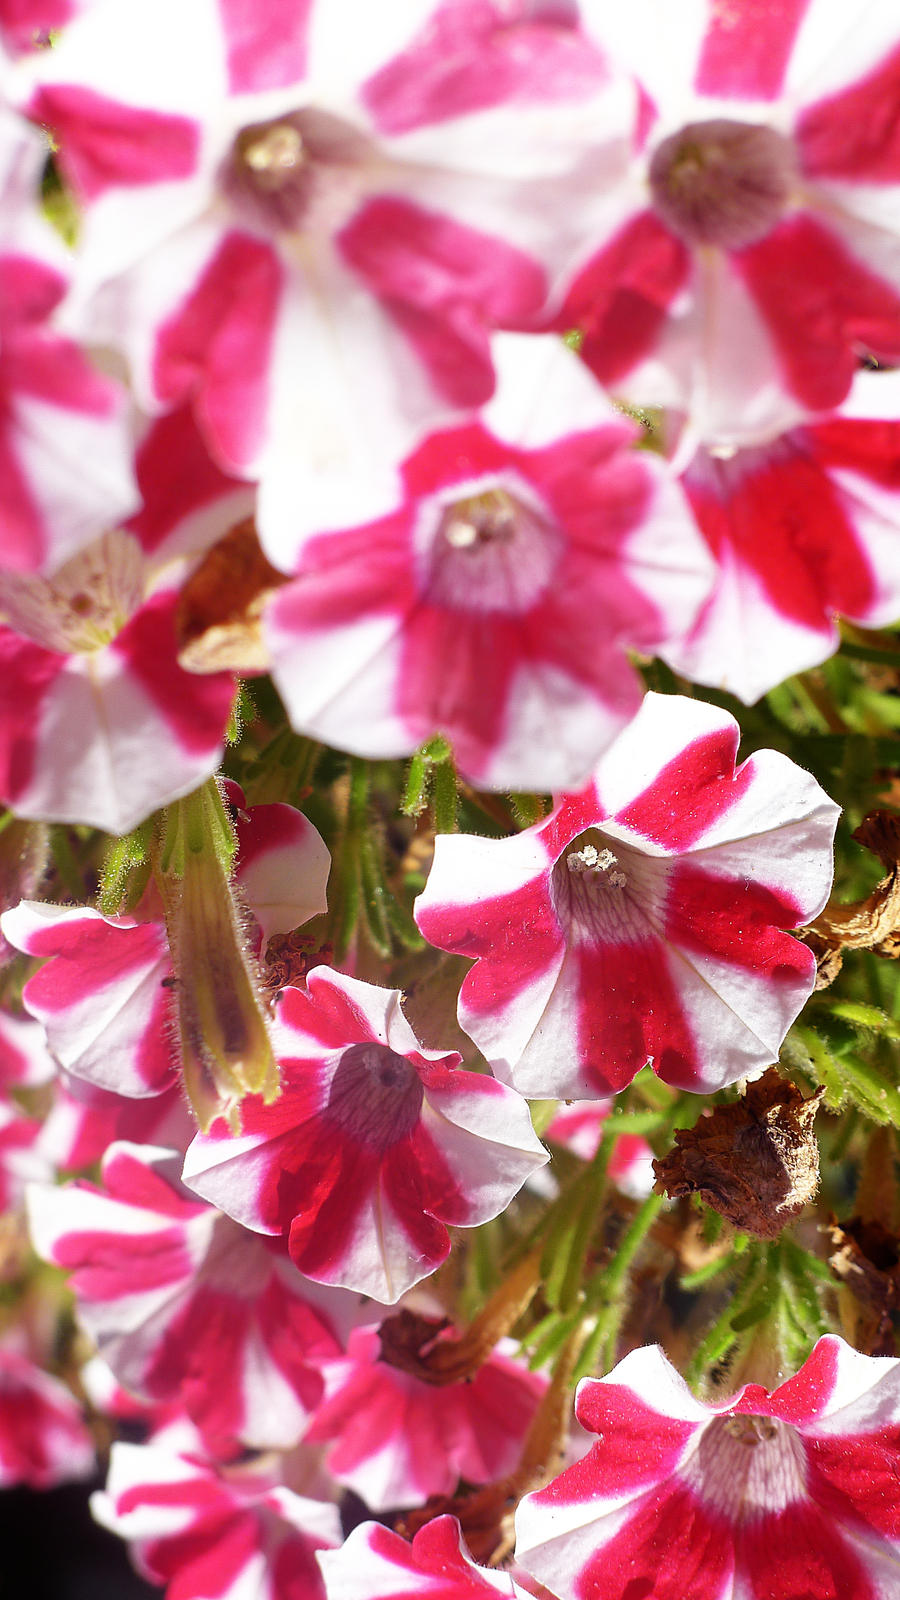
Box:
[0,1093,50,1211]
[558,1,900,444]
[0,1008,55,1088]
[319,1516,524,1600]
[415,693,839,1100]
[265,334,712,791]
[4,898,175,1096]
[92,1430,340,1600]
[545,1102,654,1201]
[23,0,634,565]
[0,404,249,833]
[1,790,329,1099]
[27,1141,354,1455]
[0,103,138,574]
[516,1335,900,1600]
[182,966,548,1303]
[663,372,900,702]
[304,1324,545,1512]
[0,0,88,54]
[0,1338,94,1488]
[37,1077,193,1171]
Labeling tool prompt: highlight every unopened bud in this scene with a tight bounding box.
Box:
[156,782,279,1131]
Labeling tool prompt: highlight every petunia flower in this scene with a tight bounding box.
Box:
[1,790,329,1100]
[37,1075,194,1172]
[304,1324,545,1512]
[662,371,900,702]
[265,334,712,792]
[27,1140,355,1455]
[560,0,900,444]
[516,1334,900,1600]
[0,0,88,54]
[21,0,634,567]
[182,966,548,1303]
[415,693,839,1099]
[0,1008,55,1088]
[91,1428,340,1600]
[0,102,138,574]
[0,405,248,833]
[0,1337,94,1489]
[0,1093,51,1212]
[544,1101,655,1201]
[319,1515,526,1600]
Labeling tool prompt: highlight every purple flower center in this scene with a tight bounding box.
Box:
[549,827,666,945]
[223,109,370,234]
[648,118,795,250]
[325,1041,424,1152]
[684,1413,808,1520]
[420,486,563,614]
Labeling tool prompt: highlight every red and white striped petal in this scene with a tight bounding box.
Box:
[28,1141,353,1454]
[234,799,330,942]
[665,379,900,701]
[266,335,712,792]
[516,1335,900,1600]
[416,694,838,1099]
[305,1325,545,1512]
[37,1077,194,1171]
[319,1517,522,1600]
[0,583,234,833]
[0,1095,50,1209]
[0,108,139,575]
[560,1,900,444]
[182,967,547,1302]
[0,1339,94,1489]
[2,901,175,1096]
[92,1433,339,1600]
[0,1008,55,1087]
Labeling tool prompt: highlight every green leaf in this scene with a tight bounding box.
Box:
[829,1001,900,1043]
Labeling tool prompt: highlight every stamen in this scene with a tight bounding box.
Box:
[421,483,562,615]
[566,844,627,888]
[241,123,304,186]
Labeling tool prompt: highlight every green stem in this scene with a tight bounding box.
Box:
[577,1191,666,1378]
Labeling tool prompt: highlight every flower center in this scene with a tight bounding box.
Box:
[420,486,563,614]
[648,118,795,250]
[223,108,370,235]
[0,531,144,654]
[684,1413,808,1521]
[325,1042,424,1152]
[549,827,665,945]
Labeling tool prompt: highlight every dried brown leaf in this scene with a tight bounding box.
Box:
[176,518,289,673]
[802,810,900,987]
[829,1216,900,1355]
[652,1068,823,1238]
